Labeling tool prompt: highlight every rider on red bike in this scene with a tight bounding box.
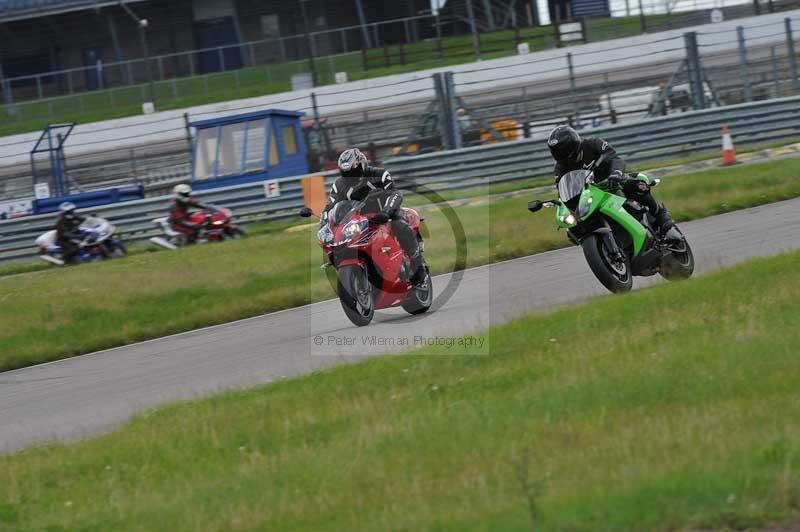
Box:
[168,184,212,243]
[324,148,426,284]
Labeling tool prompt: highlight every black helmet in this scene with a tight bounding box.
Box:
[547,126,582,164]
[338,148,367,178]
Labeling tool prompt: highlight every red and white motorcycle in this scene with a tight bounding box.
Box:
[300,193,432,327]
[149,205,243,249]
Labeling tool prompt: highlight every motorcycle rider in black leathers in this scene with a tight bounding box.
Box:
[324,148,426,284]
[54,202,85,264]
[547,125,675,233]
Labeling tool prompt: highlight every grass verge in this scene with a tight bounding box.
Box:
[1,250,799,530]
[1,157,800,371]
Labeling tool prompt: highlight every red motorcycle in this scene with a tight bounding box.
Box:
[150,206,243,249]
[300,195,432,327]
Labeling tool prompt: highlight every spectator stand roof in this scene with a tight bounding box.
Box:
[0,0,147,23]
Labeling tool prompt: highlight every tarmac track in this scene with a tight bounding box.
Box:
[1,197,799,453]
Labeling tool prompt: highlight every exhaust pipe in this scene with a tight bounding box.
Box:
[149,236,178,250]
[40,255,65,267]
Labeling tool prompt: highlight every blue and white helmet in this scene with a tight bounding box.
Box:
[337,148,368,178]
[59,202,77,218]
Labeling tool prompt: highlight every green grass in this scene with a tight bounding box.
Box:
[0,14,680,138]
[1,157,800,371]
[2,249,799,530]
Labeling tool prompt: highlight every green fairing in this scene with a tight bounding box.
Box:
[555,203,572,229]
[551,173,649,255]
[632,172,655,186]
[596,191,648,255]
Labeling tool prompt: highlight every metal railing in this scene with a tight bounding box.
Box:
[1,95,799,264]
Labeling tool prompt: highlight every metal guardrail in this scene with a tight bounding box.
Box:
[2,95,800,264]
[0,171,337,263]
[384,95,800,190]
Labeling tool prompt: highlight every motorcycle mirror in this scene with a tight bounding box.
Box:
[299,207,314,218]
[527,200,543,213]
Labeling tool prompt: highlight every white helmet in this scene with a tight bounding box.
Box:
[337,148,368,178]
[59,202,78,219]
[173,183,192,201]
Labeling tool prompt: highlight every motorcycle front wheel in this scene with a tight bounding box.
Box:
[337,264,375,327]
[100,242,127,259]
[582,234,633,293]
[110,243,128,258]
[226,227,245,239]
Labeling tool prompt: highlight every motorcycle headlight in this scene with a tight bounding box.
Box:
[577,197,593,219]
[213,220,224,226]
[338,219,368,244]
[317,225,333,245]
[559,214,577,225]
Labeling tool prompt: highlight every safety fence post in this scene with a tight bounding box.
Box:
[786,18,799,95]
[444,72,463,150]
[684,32,706,109]
[567,53,578,119]
[737,26,753,102]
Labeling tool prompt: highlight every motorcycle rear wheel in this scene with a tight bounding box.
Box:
[337,265,375,327]
[582,234,633,293]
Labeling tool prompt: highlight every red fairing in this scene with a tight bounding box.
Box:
[320,207,422,311]
[185,208,237,241]
[404,208,421,233]
[186,208,232,227]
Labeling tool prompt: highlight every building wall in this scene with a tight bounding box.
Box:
[1,0,437,99]
[1,0,196,95]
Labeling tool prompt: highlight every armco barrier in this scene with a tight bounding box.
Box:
[0,172,337,263]
[383,96,800,191]
[2,96,800,264]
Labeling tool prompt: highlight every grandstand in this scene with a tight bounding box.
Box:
[0,0,437,100]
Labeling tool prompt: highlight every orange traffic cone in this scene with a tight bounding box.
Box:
[721,125,737,166]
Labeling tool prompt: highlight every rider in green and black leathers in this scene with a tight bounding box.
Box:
[547,125,675,233]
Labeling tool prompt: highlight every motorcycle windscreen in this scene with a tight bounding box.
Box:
[80,217,105,231]
[329,201,359,225]
[557,170,590,203]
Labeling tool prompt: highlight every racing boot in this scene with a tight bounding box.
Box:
[653,203,676,235]
[409,249,427,287]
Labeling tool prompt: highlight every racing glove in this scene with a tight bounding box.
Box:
[373,212,391,224]
[607,170,625,189]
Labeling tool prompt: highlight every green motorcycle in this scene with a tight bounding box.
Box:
[527,165,694,293]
